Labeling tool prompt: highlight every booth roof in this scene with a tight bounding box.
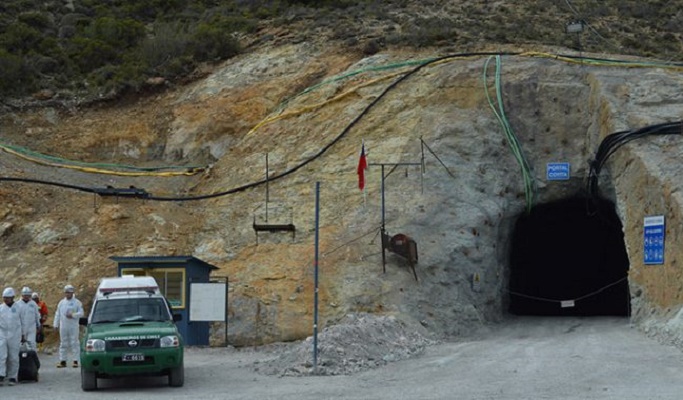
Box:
[109,255,219,270]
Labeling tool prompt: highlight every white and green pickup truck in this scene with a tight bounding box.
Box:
[79,276,184,391]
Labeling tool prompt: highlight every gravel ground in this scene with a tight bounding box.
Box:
[256,313,437,376]
[5,316,683,399]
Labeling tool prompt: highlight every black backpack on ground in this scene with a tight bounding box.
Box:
[18,343,40,382]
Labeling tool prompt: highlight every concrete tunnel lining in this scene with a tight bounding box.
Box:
[508,196,630,316]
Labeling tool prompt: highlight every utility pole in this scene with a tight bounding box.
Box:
[565,20,586,62]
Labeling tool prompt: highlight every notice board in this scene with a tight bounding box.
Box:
[190,282,226,321]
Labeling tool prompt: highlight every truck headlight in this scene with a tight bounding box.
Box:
[85,338,106,352]
[160,335,179,348]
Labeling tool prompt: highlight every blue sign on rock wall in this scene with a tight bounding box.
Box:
[644,215,665,265]
[546,162,570,181]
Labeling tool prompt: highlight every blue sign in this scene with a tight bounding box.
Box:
[644,215,665,265]
[546,162,570,181]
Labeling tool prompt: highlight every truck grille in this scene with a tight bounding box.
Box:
[106,339,158,350]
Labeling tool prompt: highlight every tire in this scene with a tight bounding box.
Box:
[168,363,184,387]
[81,369,97,391]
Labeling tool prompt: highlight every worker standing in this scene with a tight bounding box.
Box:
[0,287,23,386]
[54,285,83,368]
[32,292,48,352]
[18,287,41,352]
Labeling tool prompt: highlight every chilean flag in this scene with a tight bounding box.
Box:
[357,141,367,191]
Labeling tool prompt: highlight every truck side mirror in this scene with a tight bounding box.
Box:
[173,314,182,322]
[79,317,88,326]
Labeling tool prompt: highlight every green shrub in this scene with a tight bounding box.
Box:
[37,36,62,58]
[0,22,42,54]
[191,19,241,61]
[220,15,258,33]
[17,11,51,30]
[31,54,60,74]
[87,60,149,94]
[105,0,186,21]
[138,21,192,74]
[0,48,35,95]
[66,37,119,72]
[284,0,361,8]
[79,17,145,49]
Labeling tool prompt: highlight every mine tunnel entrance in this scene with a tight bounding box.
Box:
[508,196,630,316]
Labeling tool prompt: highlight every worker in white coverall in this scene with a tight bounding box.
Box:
[18,286,41,351]
[0,287,23,386]
[54,284,83,368]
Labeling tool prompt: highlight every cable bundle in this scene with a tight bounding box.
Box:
[587,121,683,197]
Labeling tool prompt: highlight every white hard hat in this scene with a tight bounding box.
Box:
[2,287,15,298]
[64,284,75,293]
[21,286,32,295]
[32,292,39,299]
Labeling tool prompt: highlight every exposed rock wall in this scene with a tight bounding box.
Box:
[1,45,683,347]
[594,69,683,330]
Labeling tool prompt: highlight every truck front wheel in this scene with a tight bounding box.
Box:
[169,363,184,387]
[81,369,98,391]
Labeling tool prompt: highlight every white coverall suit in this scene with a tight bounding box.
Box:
[54,296,84,363]
[0,301,22,380]
[18,299,41,351]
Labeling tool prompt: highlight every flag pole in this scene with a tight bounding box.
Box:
[364,143,368,207]
[358,140,368,206]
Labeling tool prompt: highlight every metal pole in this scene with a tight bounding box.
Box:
[367,162,420,275]
[420,139,425,194]
[381,164,386,229]
[265,153,269,222]
[313,181,320,374]
[381,165,386,274]
[225,276,230,347]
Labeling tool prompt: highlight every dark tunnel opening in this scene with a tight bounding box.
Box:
[508,196,630,316]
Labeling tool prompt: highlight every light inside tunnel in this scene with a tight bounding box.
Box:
[508,196,630,316]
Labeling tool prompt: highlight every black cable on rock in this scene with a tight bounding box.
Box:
[587,121,683,198]
[0,177,99,194]
[0,51,520,202]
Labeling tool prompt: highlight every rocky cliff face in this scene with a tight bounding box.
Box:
[2,42,683,347]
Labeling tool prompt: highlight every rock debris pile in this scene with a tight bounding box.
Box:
[254,313,438,376]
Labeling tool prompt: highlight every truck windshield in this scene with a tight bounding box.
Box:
[91,297,172,324]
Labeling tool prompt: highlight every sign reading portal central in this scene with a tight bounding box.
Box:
[546,162,570,181]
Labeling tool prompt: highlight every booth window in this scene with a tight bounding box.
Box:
[119,267,185,309]
[149,269,185,309]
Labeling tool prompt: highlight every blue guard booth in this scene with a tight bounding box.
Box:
[110,255,218,346]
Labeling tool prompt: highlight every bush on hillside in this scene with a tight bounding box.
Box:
[0,49,36,95]
[0,1,258,99]
[0,22,43,54]
[0,0,680,101]
[191,18,242,61]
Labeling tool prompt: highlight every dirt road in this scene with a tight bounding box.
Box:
[6,317,683,399]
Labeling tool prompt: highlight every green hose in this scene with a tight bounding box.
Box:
[483,55,536,213]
